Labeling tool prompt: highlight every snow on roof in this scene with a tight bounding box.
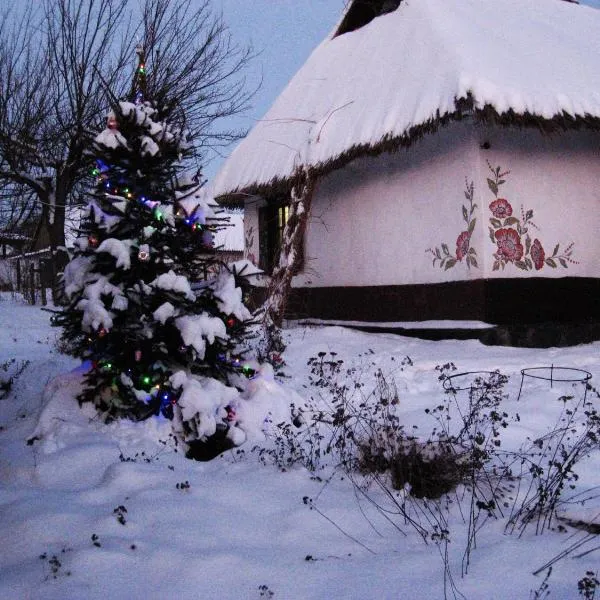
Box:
[213,0,600,197]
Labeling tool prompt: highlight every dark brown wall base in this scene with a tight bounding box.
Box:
[249,277,600,347]
[282,278,600,324]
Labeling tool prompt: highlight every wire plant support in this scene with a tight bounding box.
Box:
[442,371,503,394]
[516,365,592,402]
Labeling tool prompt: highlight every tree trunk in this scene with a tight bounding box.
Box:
[49,173,68,251]
[261,168,314,358]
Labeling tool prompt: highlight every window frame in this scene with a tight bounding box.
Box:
[258,199,301,275]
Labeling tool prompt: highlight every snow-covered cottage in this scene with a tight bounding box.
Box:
[213,0,600,342]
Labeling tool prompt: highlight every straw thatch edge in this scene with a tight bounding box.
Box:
[217,95,600,205]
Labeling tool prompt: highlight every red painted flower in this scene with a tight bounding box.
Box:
[489,198,513,219]
[494,228,523,262]
[455,231,471,261]
[531,238,545,270]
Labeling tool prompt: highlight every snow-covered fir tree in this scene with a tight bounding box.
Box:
[54,51,260,455]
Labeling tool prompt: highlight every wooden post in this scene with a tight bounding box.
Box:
[40,273,47,306]
[29,263,35,305]
[16,259,21,291]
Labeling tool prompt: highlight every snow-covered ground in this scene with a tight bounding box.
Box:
[1,294,599,599]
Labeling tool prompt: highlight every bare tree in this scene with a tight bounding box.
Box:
[0,0,253,260]
[138,0,253,155]
[0,0,133,258]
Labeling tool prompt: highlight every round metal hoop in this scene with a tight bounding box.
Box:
[517,366,592,401]
[442,371,503,393]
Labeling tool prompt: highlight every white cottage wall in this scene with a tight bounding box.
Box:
[294,121,481,288]
[283,123,599,289]
[240,122,600,328]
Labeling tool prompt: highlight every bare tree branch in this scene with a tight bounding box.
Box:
[0,0,254,258]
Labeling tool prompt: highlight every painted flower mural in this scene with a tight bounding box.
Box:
[494,228,524,262]
[489,198,513,219]
[530,238,545,271]
[427,180,478,270]
[455,231,471,261]
[486,163,576,271]
[428,163,577,273]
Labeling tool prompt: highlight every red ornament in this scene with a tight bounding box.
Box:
[225,406,236,422]
[107,114,118,130]
[134,350,142,362]
[98,327,107,338]
[226,317,236,328]
[88,234,99,248]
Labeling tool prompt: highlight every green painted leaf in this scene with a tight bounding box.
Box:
[504,217,519,226]
[487,178,498,195]
[552,243,560,257]
[515,260,527,270]
[489,228,496,243]
[559,258,568,268]
[470,257,478,268]
[462,206,468,221]
[468,218,477,234]
[441,243,450,256]
[490,218,502,228]
[444,258,457,270]
[497,179,506,185]
[493,261,500,271]
[546,258,557,268]
[525,258,532,269]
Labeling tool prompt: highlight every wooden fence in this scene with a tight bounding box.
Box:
[0,249,60,306]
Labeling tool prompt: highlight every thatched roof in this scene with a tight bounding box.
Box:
[213,0,600,199]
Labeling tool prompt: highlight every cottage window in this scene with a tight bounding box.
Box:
[259,202,290,274]
[335,0,401,37]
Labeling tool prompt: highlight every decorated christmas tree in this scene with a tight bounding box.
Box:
[54,50,258,452]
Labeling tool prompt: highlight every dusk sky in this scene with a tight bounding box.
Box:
[205,0,600,182]
[205,0,346,180]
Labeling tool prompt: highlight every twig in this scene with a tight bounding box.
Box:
[305,497,377,555]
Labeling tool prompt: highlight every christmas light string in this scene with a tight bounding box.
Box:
[90,156,206,234]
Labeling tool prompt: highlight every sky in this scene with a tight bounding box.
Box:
[204,0,600,183]
[204,0,346,181]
